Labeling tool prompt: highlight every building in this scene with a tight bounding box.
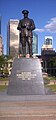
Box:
[32,32,38,56]
[0,16,1,35]
[0,35,3,56]
[7,19,20,58]
[41,36,54,56]
[41,36,56,75]
[41,36,53,51]
[0,17,3,55]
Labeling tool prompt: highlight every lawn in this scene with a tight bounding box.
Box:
[46,84,56,92]
[44,76,56,93]
[0,85,7,92]
[0,77,8,81]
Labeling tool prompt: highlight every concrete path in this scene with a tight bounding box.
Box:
[0,91,56,120]
[0,100,56,120]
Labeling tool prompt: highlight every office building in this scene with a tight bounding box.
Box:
[0,16,1,35]
[0,17,3,55]
[41,36,54,55]
[0,35,3,55]
[7,19,20,58]
[41,36,56,74]
[32,32,38,55]
[42,36,53,51]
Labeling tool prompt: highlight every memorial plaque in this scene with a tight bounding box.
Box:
[7,58,45,95]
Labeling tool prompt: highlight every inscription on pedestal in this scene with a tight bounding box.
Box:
[16,71,37,80]
[7,58,45,95]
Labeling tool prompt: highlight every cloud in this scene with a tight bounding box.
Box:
[34,17,56,33]
[34,28,44,32]
[44,17,56,33]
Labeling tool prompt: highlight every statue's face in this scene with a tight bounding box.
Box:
[24,13,28,18]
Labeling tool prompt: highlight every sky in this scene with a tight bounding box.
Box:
[0,0,56,55]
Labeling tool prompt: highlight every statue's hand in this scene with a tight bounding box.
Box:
[26,26,30,30]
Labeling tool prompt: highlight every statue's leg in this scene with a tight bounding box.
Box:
[27,37,32,57]
[22,37,26,57]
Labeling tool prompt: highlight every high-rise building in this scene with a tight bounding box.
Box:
[0,35,3,56]
[0,16,1,35]
[41,36,56,73]
[32,32,38,55]
[7,19,20,58]
[42,36,53,51]
[0,17,3,55]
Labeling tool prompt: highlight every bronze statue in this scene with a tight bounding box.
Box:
[17,10,35,57]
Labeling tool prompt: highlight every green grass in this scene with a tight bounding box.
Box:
[46,84,56,92]
[49,76,56,80]
[0,85,7,91]
[0,77,8,81]
[43,76,56,81]
[43,76,56,85]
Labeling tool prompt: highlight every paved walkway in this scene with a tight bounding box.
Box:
[0,90,56,120]
[0,100,56,120]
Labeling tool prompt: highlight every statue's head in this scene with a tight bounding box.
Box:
[22,10,29,18]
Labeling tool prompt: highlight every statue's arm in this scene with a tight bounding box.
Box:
[17,20,22,31]
[31,19,35,31]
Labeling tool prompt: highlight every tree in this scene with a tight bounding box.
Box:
[48,56,56,76]
[3,68,9,77]
[48,57,56,67]
[0,55,5,68]
[0,55,13,75]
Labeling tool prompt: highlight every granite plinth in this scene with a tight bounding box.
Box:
[7,58,45,95]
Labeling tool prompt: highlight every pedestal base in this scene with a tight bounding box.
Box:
[7,58,45,95]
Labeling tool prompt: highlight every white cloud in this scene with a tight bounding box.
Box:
[44,17,56,33]
[34,28,44,32]
[34,17,56,33]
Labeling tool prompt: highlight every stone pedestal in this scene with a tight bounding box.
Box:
[7,58,45,95]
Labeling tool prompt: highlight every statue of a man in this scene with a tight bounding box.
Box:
[17,10,35,57]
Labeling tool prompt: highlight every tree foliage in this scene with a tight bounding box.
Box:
[0,55,13,75]
[49,56,56,67]
[0,55,5,68]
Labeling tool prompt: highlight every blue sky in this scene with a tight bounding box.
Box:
[0,0,56,55]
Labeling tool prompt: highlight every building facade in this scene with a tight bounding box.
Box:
[41,36,53,51]
[41,36,56,75]
[32,32,38,55]
[0,17,3,55]
[0,16,1,35]
[0,35,3,56]
[7,19,20,58]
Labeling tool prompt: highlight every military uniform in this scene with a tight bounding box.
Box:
[17,10,35,57]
